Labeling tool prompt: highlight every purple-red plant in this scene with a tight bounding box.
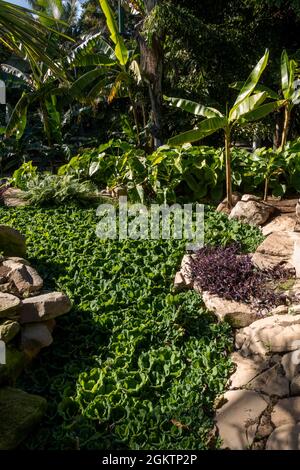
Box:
[190,243,289,313]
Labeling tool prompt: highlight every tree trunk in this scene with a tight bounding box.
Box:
[138,0,164,149]
[280,106,291,149]
[225,130,232,209]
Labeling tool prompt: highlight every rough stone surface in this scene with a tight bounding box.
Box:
[201,291,258,328]
[265,198,297,214]
[0,225,26,258]
[0,387,47,450]
[252,231,298,271]
[271,397,300,427]
[235,314,300,356]
[247,364,289,397]
[291,376,300,396]
[0,293,21,318]
[266,424,300,450]
[262,215,296,237]
[229,352,269,389]
[0,320,20,343]
[21,323,53,352]
[229,200,275,226]
[281,350,300,381]
[20,292,72,324]
[2,188,28,207]
[241,194,262,202]
[215,389,268,449]
[8,264,43,296]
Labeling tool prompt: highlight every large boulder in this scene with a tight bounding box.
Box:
[0,225,26,258]
[20,292,72,324]
[235,314,300,356]
[0,387,46,450]
[229,200,275,226]
[251,231,299,271]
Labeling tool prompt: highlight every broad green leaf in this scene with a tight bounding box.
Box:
[230,81,280,100]
[281,50,290,99]
[164,96,223,118]
[239,100,286,122]
[232,49,269,111]
[168,117,228,145]
[71,53,116,67]
[230,92,267,121]
[99,0,129,66]
[66,33,116,65]
[70,69,105,97]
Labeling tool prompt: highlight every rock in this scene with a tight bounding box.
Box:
[2,187,28,207]
[201,291,258,328]
[0,387,47,449]
[247,364,289,397]
[0,293,21,318]
[216,192,241,214]
[174,272,189,290]
[265,198,297,214]
[8,263,43,296]
[270,305,289,315]
[266,424,300,450]
[3,257,31,267]
[235,314,300,356]
[291,376,300,396]
[229,200,275,226]
[20,292,72,324]
[256,231,300,258]
[0,225,26,257]
[0,347,27,385]
[281,350,300,381]
[241,194,262,202]
[271,397,300,427]
[262,215,296,237]
[0,320,20,343]
[215,389,268,449]
[229,352,269,389]
[21,323,53,353]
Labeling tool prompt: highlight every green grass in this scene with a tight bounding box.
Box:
[0,205,263,450]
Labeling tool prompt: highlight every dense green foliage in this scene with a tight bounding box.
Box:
[0,206,262,449]
[10,139,300,206]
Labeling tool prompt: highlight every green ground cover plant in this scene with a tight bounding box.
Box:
[0,205,262,449]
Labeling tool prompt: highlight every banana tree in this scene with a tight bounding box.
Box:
[231,50,300,149]
[279,50,300,149]
[165,50,286,208]
[1,59,62,144]
[68,0,144,144]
